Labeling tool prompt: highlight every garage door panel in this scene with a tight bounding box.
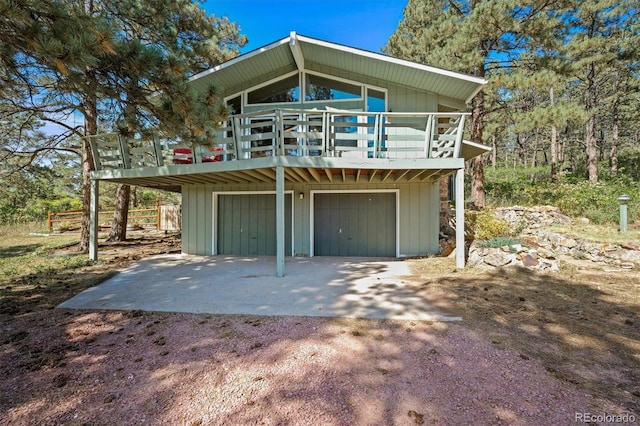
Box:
[218,194,292,256]
[314,192,396,257]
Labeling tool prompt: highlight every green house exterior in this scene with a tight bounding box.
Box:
[88,32,489,275]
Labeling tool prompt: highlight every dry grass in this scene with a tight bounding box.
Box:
[407,255,640,414]
[1,224,639,418]
[549,222,640,245]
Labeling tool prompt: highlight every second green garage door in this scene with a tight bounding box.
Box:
[314,192,396,257]
[217,194,292,256]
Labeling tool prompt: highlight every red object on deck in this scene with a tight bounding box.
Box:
[172,147,223,164]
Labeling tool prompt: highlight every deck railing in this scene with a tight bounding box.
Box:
[88,109,469,171]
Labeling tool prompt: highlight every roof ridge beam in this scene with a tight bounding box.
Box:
[289,31,305,71]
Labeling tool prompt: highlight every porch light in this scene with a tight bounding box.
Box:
[299,192,304,200]
[618,194,630,232]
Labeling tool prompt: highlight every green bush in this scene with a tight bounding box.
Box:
[485,167,640,225]
[467,209,510,240]
[477,237,523,249]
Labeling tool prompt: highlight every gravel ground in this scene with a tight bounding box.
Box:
[1,232,637,425]
[1,311,628,425]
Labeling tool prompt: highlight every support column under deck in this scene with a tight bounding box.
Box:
[89,178,99,261]
[455,168,465,269]
[276,165,285,277]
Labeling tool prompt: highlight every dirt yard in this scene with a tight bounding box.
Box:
[1,230,638,425]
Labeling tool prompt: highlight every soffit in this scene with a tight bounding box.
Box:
[189,33,486,104]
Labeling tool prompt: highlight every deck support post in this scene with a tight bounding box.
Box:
[276,165,285,277]
[455,168,465,269]
[89,178,99,261]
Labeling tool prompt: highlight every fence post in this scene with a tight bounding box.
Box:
[156,199,161,230]
[48,211,53,233]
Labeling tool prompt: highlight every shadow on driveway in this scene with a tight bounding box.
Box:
[58,254,461,321]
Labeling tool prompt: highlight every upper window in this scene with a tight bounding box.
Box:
[227,95,242,115]
[247,75,300,104]
[366,88,386,112]
[305,74,361,101]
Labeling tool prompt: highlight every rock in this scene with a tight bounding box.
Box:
[621,242,640,251]
[521,253,539,267]
[520,237,540,248]
[540,259,560,272]
[560,238,577,249]
[604,249,640,264]
[536,248,556,259]
[600,243,618,253]
[439,239,455,257]
[467,250,484,266]
[484,251,514,267]
[579,217,590,224]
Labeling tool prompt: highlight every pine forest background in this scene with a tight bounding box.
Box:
[1,0,638,242]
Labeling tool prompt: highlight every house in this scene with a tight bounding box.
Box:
[87,32,489,276]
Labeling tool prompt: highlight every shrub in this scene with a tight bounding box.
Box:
[468,209,510,240]
[485,167,640,225]
[476,237,523,249]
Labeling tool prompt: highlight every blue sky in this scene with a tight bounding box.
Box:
[202,0,408,53]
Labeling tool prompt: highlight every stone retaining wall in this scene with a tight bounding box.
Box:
[460,206,640,272]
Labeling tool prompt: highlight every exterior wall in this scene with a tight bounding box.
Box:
[387,83,438,113]
[181,186,213,255]
[181,181,439,258]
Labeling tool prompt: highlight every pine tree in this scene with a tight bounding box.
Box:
[559,0,638,183]
[385,0,557,207]
[1,0,246,248]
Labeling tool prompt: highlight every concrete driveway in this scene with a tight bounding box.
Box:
[58,254,460,321]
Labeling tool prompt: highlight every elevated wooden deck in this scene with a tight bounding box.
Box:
[88,109,472,188]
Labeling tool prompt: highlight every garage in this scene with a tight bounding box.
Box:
[217,193,292,255]
[313,191,397,257]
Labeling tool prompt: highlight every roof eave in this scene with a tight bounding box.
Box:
[461,139,492,161]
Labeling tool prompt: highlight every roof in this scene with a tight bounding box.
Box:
[189,32,486,104]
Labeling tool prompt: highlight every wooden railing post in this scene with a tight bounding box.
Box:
[87,135,103,171]
[454,115,466,158]
[373,113,381,158]
[276,110,284,156]
[233,116,245,159]
[156,199,161,230]
[118,135,131,169]
[152,134,165,166]
[48,211,53,233]
[424,114,434,159]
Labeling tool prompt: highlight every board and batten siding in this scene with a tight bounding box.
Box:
[181,185,213,255]
[181,181,440,257]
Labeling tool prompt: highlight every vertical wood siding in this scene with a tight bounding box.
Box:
[182,181,440,257]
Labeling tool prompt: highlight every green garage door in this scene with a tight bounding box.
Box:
[218,194,292,255]
[314,192,396,257]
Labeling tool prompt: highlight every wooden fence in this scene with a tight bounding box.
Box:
[48,205,180,233]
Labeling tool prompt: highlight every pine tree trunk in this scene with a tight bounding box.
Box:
[550,87,558,183]
[107,184,130,242]
[470,90,485,208]
[79,94,97,253]
[610,82,620,177]
[585,62,598,184]
[610,118,619,176]
[491,134,497,168]
[585,116,598,183]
